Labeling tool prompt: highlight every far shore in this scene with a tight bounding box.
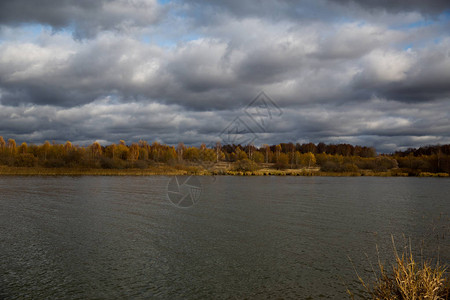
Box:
[0,166,448,177]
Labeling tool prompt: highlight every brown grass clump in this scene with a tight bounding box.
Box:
[349,236,450,299]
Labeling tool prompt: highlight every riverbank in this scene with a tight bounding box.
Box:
[0,166,448,177]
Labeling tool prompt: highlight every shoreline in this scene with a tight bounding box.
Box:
[0,166,448,177]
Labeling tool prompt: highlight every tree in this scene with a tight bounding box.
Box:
[262,144,270,163]
[64,141,73,153]
[90,142,102,158]
[151,142,160,162]
[116,142,129,160]
[317,142,326,154]
[294,151,301,166]
[18,142,28,154]
[252,151,264,163]
[234,148,248,161]
[163,146,177,163]
[106,144,117,159]
[7,139,17,155]
[246,143,256,160]
[177,142,185,162]
[275,153,289,169]
[128,143,139,161]
[215,141,222,163]
[184,147,200,161]
[41,141,51,160]
[304,152,316,168]
[0,136,5,151]
[138,147,149,161]
[275,144,282,163]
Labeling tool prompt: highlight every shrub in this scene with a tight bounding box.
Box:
[233,159,259,172]
[14,153,38,167]
[274,153,289,169]
[43,158,66,168]
[100,157,126,169]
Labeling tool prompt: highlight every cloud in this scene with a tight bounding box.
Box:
[0,0,449,152]
[330,0,450,15]
[353,38,450,102]
[0,0,165,38]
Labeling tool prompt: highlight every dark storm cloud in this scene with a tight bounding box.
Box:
[183,0,450,25]
[0,0,165,38]
[330,0,450,15]
[0,0,449,152]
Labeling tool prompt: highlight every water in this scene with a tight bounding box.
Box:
[0,176,449,299]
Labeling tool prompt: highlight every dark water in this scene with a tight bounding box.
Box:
[0,176,449,299]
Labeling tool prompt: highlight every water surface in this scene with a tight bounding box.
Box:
[0,176,449,299]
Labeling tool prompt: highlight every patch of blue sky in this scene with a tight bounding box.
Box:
[0,23,75,44]
[391,10,450,31]
[402,43,413,51]
[390,19,434,31]
[0,24,46,43]
[140,32,202,48]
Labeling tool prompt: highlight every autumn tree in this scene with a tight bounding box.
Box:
[252,151,264,163]
[90,142,102,158]
[274,144,282,163]
[18,142,28,154]
[161,146,176,163]
[275,153,289,169]
[177,142,185,162]
[0,136,5,151]
[234,147,248,161]
[184,147,200,161]
[303,152,316,168]
[116,142,129,160]
[128,143,139,161]
[215,141,222,163]
[41,141,51,160]
[64,141,73,154]
[105,144,117,159]
[262,144,271,163]
[7,139,17,155]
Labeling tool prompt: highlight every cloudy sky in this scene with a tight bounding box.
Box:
[0,0,449,152]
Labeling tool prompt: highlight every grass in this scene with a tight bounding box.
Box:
[0,165,448,177]
[348,236,450,299]
[0,166,189,176]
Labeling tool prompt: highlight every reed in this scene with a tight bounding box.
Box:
[349,236,450,299]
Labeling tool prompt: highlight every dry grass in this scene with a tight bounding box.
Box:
[0,166,189,176]
[349,236,450,299]
[0,165,448,177]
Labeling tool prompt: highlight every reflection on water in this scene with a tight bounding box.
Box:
[0,176,449,299]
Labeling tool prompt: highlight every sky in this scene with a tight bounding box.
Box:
[0,0,449,153]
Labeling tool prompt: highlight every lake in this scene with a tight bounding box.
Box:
[0,176,449,299]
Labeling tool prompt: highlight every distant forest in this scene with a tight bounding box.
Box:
[1,136,449,175]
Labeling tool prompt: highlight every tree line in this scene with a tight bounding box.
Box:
[0,136,449,174]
